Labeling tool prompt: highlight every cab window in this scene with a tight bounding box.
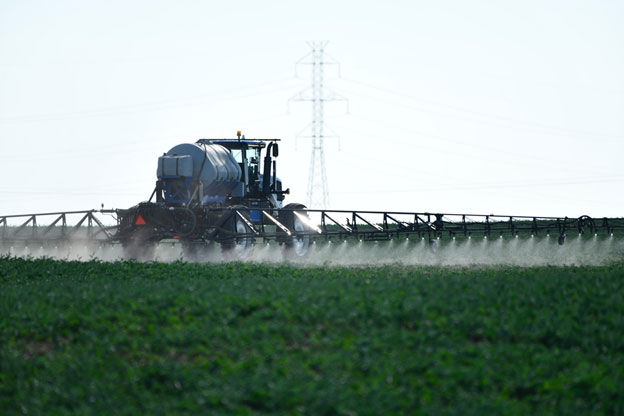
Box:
[231,149,243,163]
[246,148,260,174]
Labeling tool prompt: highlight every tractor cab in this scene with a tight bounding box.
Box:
[203,138,264,195]
[195,132,286,208]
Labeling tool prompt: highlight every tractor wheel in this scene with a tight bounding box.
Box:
[428,237,439,253]
[279,203,311,259]
[181,240,216,262]
[172,207,197,237]
[122,229,157,261]
[219,207,255,261]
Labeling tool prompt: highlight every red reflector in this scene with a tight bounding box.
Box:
[135,215,146,225]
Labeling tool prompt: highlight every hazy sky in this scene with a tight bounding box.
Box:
[1,0,623,218]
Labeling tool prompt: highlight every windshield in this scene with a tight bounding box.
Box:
[231,149,243,163]
[246,147,260,167]
[246,147,261,190]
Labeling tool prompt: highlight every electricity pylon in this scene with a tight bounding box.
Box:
[291,41,347,209]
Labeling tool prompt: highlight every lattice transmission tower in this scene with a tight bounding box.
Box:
[291,41,347,209]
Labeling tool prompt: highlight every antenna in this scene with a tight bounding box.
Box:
[291,41,347,209]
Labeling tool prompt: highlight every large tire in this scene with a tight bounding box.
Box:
[428,237,439,253]
[181,240,216,262]
[279,203,311,259]
[172,207,197,237]
[122,229,157,261]
[219,206,255,261]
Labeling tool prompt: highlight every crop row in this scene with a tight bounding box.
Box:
[1,257,623,415]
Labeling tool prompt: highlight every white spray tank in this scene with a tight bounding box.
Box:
[157,143,242,203]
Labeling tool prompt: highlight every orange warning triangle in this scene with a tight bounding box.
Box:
[135,215,147,225]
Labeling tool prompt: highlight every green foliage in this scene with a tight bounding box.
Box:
[1,256,623,415]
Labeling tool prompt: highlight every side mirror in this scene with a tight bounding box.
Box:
[272,143,279,157]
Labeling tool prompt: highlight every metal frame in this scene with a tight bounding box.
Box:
[177,208,624,244]
[2,207,623,246]
[0,210,117,245]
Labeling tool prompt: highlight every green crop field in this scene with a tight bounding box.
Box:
[1,257,623,415]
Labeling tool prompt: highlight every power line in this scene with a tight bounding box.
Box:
[333,175,624,195]
[0,76,297,123]
[340,77,624,142]
[341,113,620,178]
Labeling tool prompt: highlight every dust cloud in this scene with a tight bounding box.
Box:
[1,235,623,267]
